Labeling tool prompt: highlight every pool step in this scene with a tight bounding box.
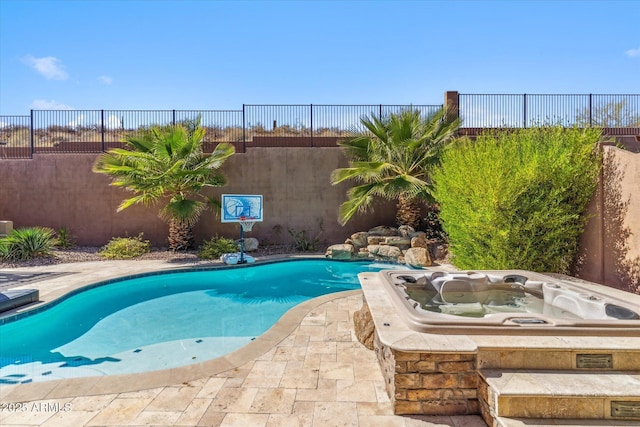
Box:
[479,369,640,424]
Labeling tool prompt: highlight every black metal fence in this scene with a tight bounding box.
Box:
[0,95,638,159]
[0,104,442,158]
[458,93,640,131]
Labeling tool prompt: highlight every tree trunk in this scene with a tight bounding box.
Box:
[168,219,193,251]
[396,194,422,229]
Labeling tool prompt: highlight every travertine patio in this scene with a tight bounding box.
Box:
[0,259,486,427]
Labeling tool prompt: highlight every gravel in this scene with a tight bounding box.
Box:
[0,244,326,269]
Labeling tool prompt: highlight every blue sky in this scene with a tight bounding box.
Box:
[0,0,638,114]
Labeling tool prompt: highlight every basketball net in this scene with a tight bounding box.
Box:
[239,217,256,232]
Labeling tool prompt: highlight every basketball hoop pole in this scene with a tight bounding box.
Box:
[239,224,246,264]
[238,218,255,264]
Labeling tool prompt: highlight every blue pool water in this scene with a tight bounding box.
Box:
[0,259,402,383]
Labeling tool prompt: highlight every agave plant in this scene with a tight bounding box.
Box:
[93,120,235,251]
[0,227,56,261]
[331,108,460,228]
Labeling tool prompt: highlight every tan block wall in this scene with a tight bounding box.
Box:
[1,144,639,294]
[576,146,640,294]
[374,330,478,416]
[0,148,396,247]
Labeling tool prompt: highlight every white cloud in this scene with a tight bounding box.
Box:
[30,99,73,110]
[22,55,69,80]
[105,115,122,130]
[98,75,113,85]
[0,121,8,129]
[625,47,640,57]
[67,114,87,128]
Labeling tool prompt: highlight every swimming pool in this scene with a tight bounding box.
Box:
[0,259,402,384]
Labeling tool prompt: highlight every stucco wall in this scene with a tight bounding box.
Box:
[0,148,396,247]
[2,145,639,293]
[576,146,640,293]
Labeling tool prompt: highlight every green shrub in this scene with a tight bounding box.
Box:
[0,227,56,261]
[288,218,324,251]
[55,226,75,248]
[99,233,151,259]
[433,126,602,273]
[198,235,239,259]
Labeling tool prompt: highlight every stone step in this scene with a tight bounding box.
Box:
[479,369,640,422]
[478,347,640,372]
[494,416,638,426]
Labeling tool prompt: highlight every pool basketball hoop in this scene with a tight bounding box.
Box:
[221,195,263,264]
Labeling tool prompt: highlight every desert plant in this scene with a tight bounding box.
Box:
[331,108,460,228]
[99,233,151,259]
[0,227,56,261]
[288,219,324,251]
[433,126,602,273]
[198,235,239,259]
[421,206,447,241]
[55,226,75,248]
[93,118,235,251]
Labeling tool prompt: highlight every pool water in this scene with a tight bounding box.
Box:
[0,260,401,383]
[406,286,578,318]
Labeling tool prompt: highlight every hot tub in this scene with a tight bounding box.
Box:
[366,269,640,336]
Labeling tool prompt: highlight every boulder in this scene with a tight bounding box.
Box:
[398,225,415,237]
[367,244,402,261]
[242,237,259,252]
[349,232,369,250]
[368,225,399,237]
[353,302,375,350]
[355,250,371,259]
[411,235,428,249]
[410,231,427,239]
[428,242,448,261]
[404,247,432,267]
[384,236,411,249]
[325,243,354,260]
[367,235,386,245]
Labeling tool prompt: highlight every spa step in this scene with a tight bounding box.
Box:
[480,369,640,422]
[494,416,635,427]
[478,348,640,371]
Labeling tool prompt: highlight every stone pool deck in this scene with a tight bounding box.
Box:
[0,258,486,427]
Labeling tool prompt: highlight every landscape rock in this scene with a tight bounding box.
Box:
[368,225,399,237]
[411,235,428,249]
[404,247,432,267]
[325,243,354,260]
[241,237,259,252]
[349,232,369,250]
[384,237,411,249]
[429,242,448,261]
[367,236,387,245]
[367,244,402,260]
[353,303,375,350]
[398,225,415,237]
[410,231,427,239]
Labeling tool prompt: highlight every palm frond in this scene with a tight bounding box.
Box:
[330,162,389,184]
[159,198,206,227]
[331,107,461,224]
[94,120,234,232]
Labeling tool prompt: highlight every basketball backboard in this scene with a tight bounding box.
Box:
[221,194,263,223]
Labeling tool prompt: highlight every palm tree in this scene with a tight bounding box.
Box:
[331,108,460,228]
[93,121,235,251]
